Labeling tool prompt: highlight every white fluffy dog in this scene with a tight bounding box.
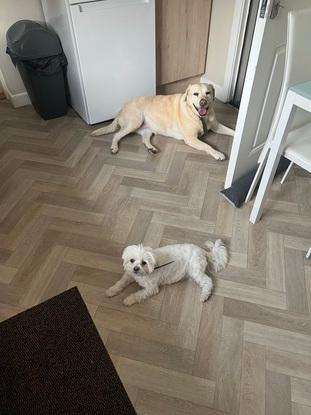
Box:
[106,240,228,306]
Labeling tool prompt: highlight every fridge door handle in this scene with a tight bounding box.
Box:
[77,0,149,13]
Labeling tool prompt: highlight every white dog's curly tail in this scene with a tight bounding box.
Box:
[91,118,119,137]
[204,239,228,272]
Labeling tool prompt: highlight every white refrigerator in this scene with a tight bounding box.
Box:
[41,0,156,124]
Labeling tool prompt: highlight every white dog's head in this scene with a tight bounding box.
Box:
[122,244,156,276]
[184,83,215,118]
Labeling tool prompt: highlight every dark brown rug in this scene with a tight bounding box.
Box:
[0,287,136,415]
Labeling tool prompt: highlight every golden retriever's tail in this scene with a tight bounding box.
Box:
[91,118,119,137]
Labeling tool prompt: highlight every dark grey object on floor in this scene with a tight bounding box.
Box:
[220,156,290,208]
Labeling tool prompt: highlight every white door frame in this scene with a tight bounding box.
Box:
[225,5,269,188]
[201,0,251,102]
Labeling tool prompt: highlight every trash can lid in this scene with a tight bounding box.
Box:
[6,20,62,60]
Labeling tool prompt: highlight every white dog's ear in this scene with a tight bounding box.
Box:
[143,247,156,273]
[122,245,134,264]
[183,84,192,101]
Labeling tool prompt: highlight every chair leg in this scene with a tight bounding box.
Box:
[280,161,294,184]
[250,94,297,224]
[245,149,269,203]
[306,247,311,259]
[250,151,283,224]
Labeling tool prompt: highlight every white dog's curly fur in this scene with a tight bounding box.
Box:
[106,240,228,306]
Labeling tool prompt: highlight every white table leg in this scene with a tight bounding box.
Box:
[280,160,294,184]
[250,95,297,224]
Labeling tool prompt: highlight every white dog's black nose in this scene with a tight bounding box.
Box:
[133,266,140,273]
[200,98,207,106]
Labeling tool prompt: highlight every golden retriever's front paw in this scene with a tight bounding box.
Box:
[123,295,137,306]
[212,151,226,161]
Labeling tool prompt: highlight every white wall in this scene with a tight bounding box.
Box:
[0,0,44,106]
[205,0,236,87]
[201,0,248,102]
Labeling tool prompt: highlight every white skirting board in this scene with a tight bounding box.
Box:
[0,68,31,108]
[9,91,31,108]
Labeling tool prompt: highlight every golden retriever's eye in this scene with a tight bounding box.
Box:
[193,93,199,96]
[206,92,210,95]
[130,259,135,263]
[141,260,147,266]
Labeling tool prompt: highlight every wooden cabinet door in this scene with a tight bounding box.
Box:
[156,0,212,87]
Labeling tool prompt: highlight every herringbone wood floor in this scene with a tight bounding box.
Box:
[1,99,311,415]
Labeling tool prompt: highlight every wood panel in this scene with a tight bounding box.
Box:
[156,75,202,95]
[0,98,310,414]
[156,0,212,86]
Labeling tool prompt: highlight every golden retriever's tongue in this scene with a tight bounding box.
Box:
[198,106,207,116]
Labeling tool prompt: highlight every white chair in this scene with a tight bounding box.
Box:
[250,81,311,223]
[280,122,311,184]
[245,8,311,217]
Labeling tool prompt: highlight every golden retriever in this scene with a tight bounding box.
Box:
[91,83,234,160]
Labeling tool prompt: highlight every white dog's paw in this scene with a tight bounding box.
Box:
[123,295,137,307]
[200,293,210,302]
[212,151,226,161]
[110,145,119,154]
[200,290,212,302]
[106,287,117,297]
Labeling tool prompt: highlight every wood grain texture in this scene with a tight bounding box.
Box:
[291,377,311,406]
[284,248,309,315]
[214,317,243,413]
[223,298,311,335]
[292,403,311,415]
[156,75,202,95]
[116,357,215,407]
[266,232,286,291]
[106,331,195,374]
[265,371,291,415]
[193,295,224,380]
[156,0,212,85]
[239,342,265,415]
[244,322,311,357]
[135,390,228,415]
[0,99,310,414]
[266,348,311,381]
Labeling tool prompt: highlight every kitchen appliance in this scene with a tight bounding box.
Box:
[41,0,156,124]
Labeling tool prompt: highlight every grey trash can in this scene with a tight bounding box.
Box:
[6,20,68,120]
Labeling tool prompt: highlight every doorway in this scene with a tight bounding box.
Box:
[231,0,261,108]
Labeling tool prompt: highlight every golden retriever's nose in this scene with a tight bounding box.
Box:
[200,98,207,106]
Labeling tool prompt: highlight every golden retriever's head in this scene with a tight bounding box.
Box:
[184,83,215,117]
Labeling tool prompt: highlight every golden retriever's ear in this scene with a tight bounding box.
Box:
[203,83,215,101]
[211,84,215,100]
[183,85,191,101]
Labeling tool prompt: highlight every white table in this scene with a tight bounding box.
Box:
[250,81,311,224]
